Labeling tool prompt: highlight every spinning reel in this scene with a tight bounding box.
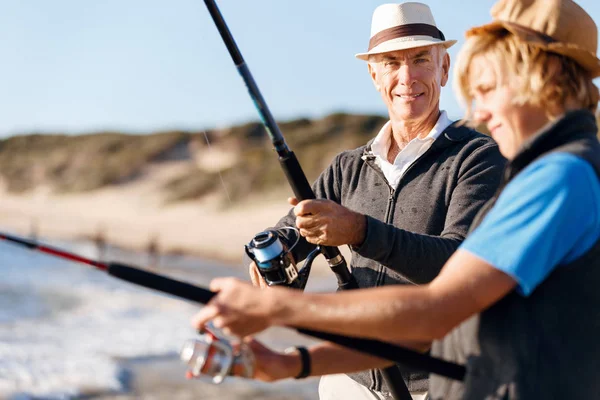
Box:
[244,228,321,290]
[180,325,255,384]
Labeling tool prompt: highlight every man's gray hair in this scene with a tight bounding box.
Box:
[367,44,447,66]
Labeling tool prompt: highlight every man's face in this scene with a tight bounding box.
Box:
[368,46,449,123]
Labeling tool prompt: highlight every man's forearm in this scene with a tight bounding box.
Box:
[309,342,393,376]
[308,340,431,376]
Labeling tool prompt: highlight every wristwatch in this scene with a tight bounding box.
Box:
[284,346,311,379]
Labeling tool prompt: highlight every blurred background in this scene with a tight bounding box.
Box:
[0,1,598,398]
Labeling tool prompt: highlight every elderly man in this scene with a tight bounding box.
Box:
[201,2,505,400]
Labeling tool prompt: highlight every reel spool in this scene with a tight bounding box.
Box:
[180,328,254,383]
[245,229,322,290]
[245,229,299,287]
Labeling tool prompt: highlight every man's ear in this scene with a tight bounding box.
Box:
[441,52,451,87]
[368,62,380,91]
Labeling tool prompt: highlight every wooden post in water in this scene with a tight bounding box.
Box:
[93,224,107,263]
[29,218,39,243]
[147,233,160,270]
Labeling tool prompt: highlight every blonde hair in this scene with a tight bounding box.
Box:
[454,31,599,121]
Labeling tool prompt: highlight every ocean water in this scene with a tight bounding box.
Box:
[0,237,249,399]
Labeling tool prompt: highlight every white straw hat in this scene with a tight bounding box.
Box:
[356,2,457,61]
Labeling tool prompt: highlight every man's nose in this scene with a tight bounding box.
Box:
[397,64,417,87]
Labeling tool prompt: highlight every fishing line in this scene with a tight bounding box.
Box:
[201,130,233,205]
[277,226,301,255]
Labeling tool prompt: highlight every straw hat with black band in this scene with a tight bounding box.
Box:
[355,2,456,61]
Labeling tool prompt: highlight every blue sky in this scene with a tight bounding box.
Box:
[0,0,598,136]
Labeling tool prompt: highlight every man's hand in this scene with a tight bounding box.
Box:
[186,338,302,382]
[290,197,367,247]
[248,261,269,288]
[245,338,302,381]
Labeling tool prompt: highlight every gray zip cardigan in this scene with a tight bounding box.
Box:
[274,122,506,395]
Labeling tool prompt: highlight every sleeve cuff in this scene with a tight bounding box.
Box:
[352,215,388,260]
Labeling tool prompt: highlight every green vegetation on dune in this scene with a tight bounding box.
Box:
[0,113,387,204]
[0,131,189,193]
[162,113,387,203]
[1,110,598,205]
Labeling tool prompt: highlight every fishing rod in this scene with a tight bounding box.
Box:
[201,1,411,398]
[202,0,355,293]
[0,231,214,303]
[0,230,465,381]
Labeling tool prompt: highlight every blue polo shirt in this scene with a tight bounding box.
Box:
[461,152,600,296]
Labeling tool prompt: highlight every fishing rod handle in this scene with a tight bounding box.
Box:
[298,328,466,382]
[331,261,358,290]
[107,263,215,304]
[333,249,406,398]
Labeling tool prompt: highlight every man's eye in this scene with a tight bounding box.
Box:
[384,61,399,67]
[415,58,428,64]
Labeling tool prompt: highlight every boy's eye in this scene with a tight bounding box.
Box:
[474,85,496,96]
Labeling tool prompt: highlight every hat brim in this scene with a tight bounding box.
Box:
[355,37,457,61]
[466,20,600,78]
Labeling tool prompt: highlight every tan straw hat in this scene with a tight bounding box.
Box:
[355,2,457,61]
[467,0,600,78]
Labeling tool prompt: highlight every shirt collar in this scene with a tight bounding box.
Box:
[370,110,453,158]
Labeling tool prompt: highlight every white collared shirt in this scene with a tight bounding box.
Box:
[370,110,454,189]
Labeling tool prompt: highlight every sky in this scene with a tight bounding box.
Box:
[0,0,599,136]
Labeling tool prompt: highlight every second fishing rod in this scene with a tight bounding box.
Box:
[0,230,466,383]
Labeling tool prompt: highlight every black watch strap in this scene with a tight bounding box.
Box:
[288,346,311,379]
